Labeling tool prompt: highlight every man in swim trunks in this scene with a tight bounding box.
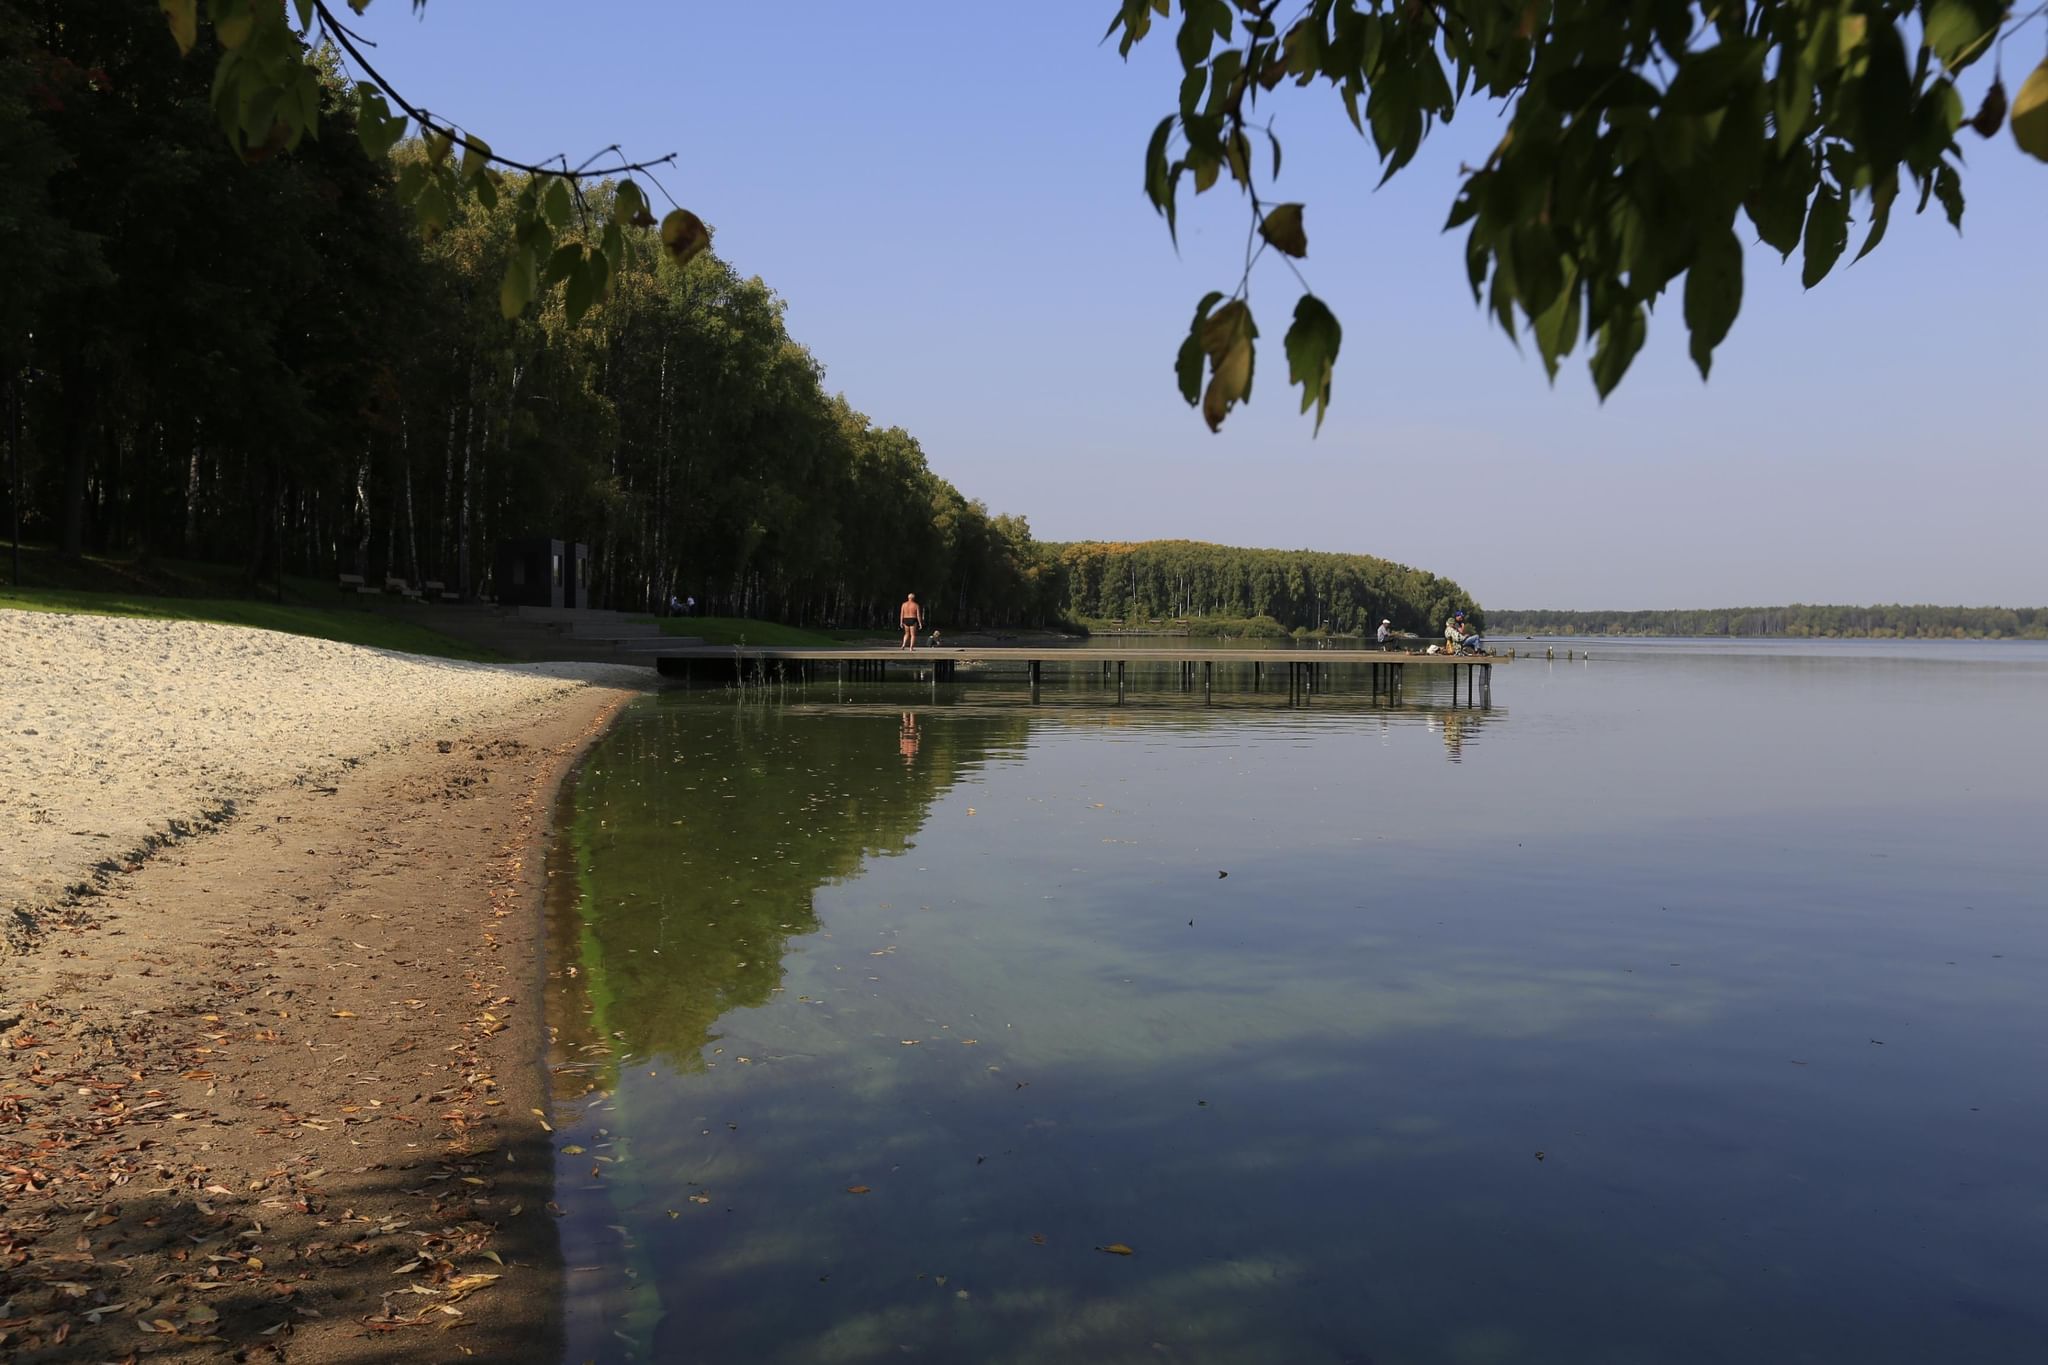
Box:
[900,593,924,650]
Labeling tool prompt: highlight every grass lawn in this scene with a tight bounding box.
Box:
[2,587,506,662]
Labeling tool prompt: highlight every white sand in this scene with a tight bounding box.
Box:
[1,610,649,916]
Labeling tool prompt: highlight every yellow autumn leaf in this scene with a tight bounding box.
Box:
[1097,1242,1135,1255]
[159,0,197,54]
[2013,59,2048,163]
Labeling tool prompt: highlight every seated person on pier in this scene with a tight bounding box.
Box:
[1444,611,1485,654]
[1377,618,1394,650]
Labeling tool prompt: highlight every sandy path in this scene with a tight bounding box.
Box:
[1,610,647,931]
[0,622,644,1362]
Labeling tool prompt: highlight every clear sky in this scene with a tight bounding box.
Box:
[340,1,2047,609]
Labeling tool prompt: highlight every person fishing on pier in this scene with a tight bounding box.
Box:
[1377,617,1393,650]
[1444,610,1485,654]
[899,592,925,650]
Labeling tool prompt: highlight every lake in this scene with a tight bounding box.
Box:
[543,640,2048,1364]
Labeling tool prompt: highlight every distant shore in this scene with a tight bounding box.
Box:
[0,610,646,1363]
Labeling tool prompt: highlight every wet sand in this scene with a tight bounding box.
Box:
[0,611,647,1362]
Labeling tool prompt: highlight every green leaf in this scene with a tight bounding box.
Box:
[1662,39,1765,115]
[542,243,583,289]
[1590,303,1646,400]
[355,88,405,161]
[1800,183,1848,288]
[1282,294,1342,433]
[499,250,535,320]
[160,0,198,54]
[1683,226,1744,379]
[415,180,452,242]
[2014,59,2048,163]
[1176,291,1225,406]
[1932,162,1964,229]
[1144,115,1177,241]
[459,135,493,185]
[1531,267,1582,381]
[1199,299,1257,432]
[1258,203,1308,257]
[565,251,596,323]
[1746,146,1813,256]
[542,177,573,229]
[1855,170,1899,261]
[211,0,254,51]
[1921,0,2003,73]
[1176,0,1231,69]
[614,180,648,227]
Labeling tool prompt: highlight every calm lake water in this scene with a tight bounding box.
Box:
[544,641,2048,1365]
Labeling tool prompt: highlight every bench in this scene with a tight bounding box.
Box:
[338,573,365,592]
[384,576,424,601]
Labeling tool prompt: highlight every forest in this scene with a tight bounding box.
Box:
[3,4,1484,638]
[1487,606,2048,639]
[2,2,1067,630]
[1052,541,1481,636]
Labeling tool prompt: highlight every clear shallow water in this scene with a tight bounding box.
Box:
[545,644,2048,1365]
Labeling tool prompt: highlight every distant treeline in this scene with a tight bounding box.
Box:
[1049,541,1481,636]
[1489,606,2048,639]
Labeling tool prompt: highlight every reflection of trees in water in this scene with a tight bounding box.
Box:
[551,703,1027,1077]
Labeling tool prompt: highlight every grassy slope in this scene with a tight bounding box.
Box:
[2,548,505,667]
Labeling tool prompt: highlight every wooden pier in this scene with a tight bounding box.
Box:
[654,646,1506,705]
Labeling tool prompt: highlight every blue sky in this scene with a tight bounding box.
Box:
[340,1,2047,609]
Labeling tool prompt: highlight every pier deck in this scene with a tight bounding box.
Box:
[653,646,1507,703]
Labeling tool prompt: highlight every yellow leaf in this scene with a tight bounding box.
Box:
[660,209,711,266]
[2014,60,2048,163]
[331,1010,355,1018]
[1097,1242,1135,1255]
[1258,203,1308,257]
[845,1184,872,1194]
[560,1144,585,1155]
[159,0,197,54]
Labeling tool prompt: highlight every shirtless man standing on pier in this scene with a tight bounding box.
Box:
[900,593,924,650]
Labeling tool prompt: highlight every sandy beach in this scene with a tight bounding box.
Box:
[0,610,648,1362]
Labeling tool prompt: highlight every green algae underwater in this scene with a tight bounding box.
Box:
[539,645,2048,1364]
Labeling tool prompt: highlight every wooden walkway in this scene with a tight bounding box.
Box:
[653,646,1507,704]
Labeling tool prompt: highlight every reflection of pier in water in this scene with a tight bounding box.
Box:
[656,646,1506,708]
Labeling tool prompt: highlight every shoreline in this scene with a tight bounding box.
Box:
[0,613,646,1363]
